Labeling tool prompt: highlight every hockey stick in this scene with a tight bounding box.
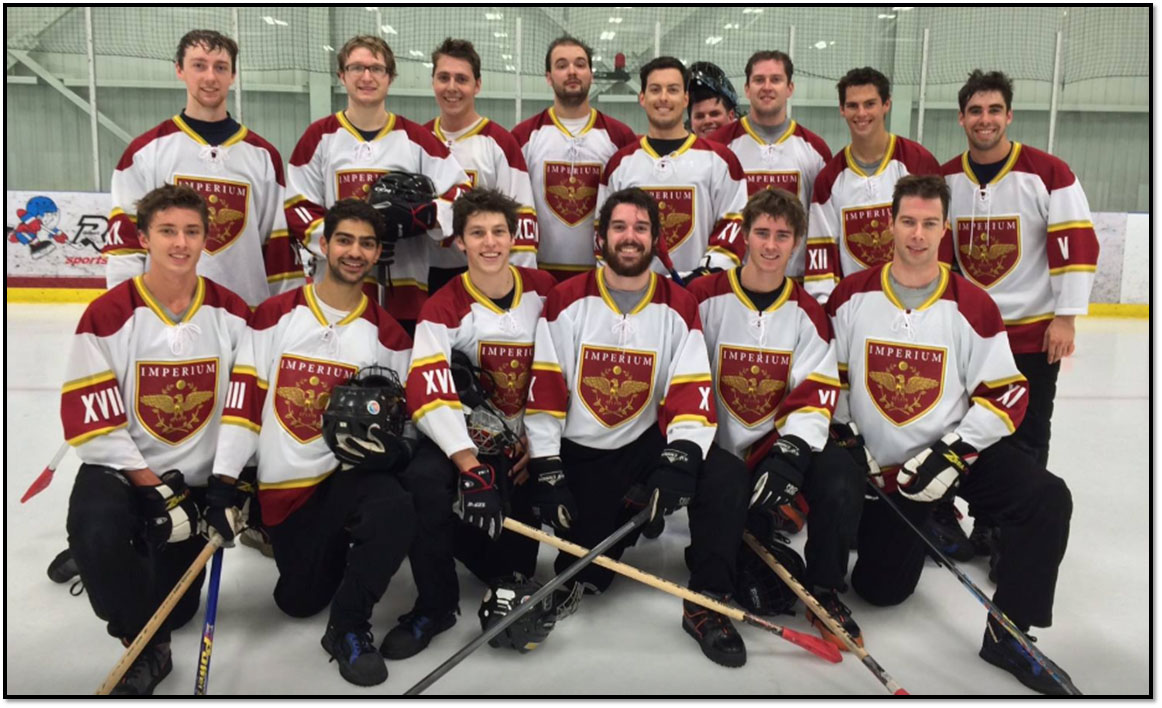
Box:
[96,538,221,695]
[867,484,1081,695]
[509,518,842,664]
[742,532,906,694]
[404,495,659,696]
[20,441,69,503]
[193,546,225,695]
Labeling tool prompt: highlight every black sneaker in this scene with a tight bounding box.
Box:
[111,642,172,695]
[321,626,388,687]
[809,589,863,651]
[681,595,746,668]
[380,609,457,660]
[47,548,79,583]
[925,499,975,562]
[979,616,1072,695]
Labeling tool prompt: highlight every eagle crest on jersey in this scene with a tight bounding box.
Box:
[543,162,601,226]
[865,339,946,426]
[717,345,790,426]
[842,204,894,269]
[954,217,1021,288]
[745,171,800,198]
[476,341,534,419]
[578,345,656,427]
[136,358,219,444]
[335,169,389,201]
[274,355,358,443]
[640,187,695,253]
[172,176,249,255]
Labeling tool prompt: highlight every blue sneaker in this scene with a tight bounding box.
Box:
[321,626,387,687]
[380,609,457,660]
[979,616,1072,695]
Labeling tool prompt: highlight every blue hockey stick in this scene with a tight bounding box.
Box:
[194,546,224,695]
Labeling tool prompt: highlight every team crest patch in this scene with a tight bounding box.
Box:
[641,187,695,254]
[841,204,894,269]
[864,339,946,426]
[955,217,1021,288]
[274,355,358,443]
[335,169,388,201]
[717,345,791,427]
[543,162,601,226]
[477,342,534,418]
[578,345,656,428]
[136,358,219,445]
[745,171,800,199]
[173,176,249,254]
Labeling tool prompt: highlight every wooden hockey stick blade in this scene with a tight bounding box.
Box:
[744,532,908,694]
[504,518,842,664]
[21,442,69,503]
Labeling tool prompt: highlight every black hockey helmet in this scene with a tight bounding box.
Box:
[367,171,439,243]
[321,365,407,459]
[478,573,556,653]
[687,61,741,116]
[735,534,806,617]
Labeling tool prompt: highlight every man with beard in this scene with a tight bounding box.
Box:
[599,57,749,279]
[525,187,751,666]
[512,36,636,282]
[213,199,416,687]
[687,61,739,140]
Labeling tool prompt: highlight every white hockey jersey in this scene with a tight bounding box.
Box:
[826,264,1030,474]
[212,284,413,526]
[806,135,943,302]
[424,117,539,270]
[942,142,1099,354]
[688,269,839,460]
[408,266,557,457]
[599,135,749,274]
[103,115,303,307]
[512,108,637,281]
[284,111,472,321]
[525,269,717,457]
[60,276,250,485]
[709,118,833,279]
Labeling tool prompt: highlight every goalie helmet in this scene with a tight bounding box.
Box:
[321,365,407,459]
[449,350,521,458]
[735,534,806,617]
[687,61,741,116]
[478,574,555,653]
[367,171,439,244]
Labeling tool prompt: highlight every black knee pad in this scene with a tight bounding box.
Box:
[851,564,916,607]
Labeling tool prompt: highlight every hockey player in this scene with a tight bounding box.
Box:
[383,188,558,660]
[600,57,749,278]
[710,50,833,282]
[686,61,739,140]
[284,35,471,329]
[805,67,942,303]
[425,38,539,294]
[211,199,416,687]
[827,175,1073,695]
[687,187,865,650]
[512,36,637,282]
[102,30,302,307]
[525,187,752,668]
[63,185,251,695]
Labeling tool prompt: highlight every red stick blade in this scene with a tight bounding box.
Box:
[782,627,843,663]
[894,689,910,695]
[21,467,55,503]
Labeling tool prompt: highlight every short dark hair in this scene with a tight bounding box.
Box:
[837,66,891,105]
[597,188,660,245]
[891,175,950,220]
[741,188,806,240]
[452,188,519,238]
[175,30,238,75]
[432,37,481,80]
[136,184,209,235]
[545,36,592,73]
[337,35,397,79]
[958,69,1014,113]
[323,198,386,243]
[745,50,794,84]
[640,56,688,91]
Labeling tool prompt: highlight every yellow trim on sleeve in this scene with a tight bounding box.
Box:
[221,415,262,433]
[61,370,117,394]
[408,353,449,372]
[1004,312,1055,326]
[231,365,259,378]
[532,361,564,373]
[1048,264,1097,275]
[972,397,1017,433]
[806,373,842,387]
[668,414,715,427]
[774,407,832,429]
[706,246,743,265]
[1047,220,1095,233]
[66,421,129,447]
[981,374,1027,389]
[410,398,463,422]
[267,271,305,283]
[670,374,712,386]
[525,407,568,419]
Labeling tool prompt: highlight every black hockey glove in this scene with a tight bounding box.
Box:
[456,464,504,539]
[898,433,978,503]
[623,483,666,538]
[204,474,246,547]
[335,426,415,472]
[645,440,702,517]
[529,456,578,533]
[829,422,886,492]
[751,435,811,513]
[137,470,198,550]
